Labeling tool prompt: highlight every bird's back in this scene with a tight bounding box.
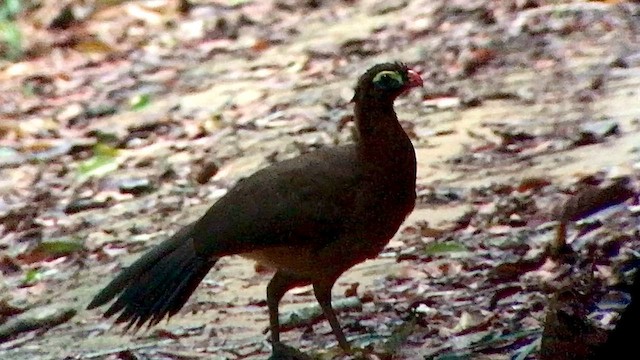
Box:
[192,145,363,257]
[191,140,415,272]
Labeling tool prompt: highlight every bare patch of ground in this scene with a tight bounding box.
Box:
[1,1,640,359]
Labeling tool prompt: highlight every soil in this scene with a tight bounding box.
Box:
[1,1,640,359]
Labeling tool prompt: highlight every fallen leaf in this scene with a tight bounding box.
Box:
[424,242,468,256]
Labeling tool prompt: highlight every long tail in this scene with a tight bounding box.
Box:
[87,223,217,330]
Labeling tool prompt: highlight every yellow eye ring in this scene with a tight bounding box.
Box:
[373,70,403,88]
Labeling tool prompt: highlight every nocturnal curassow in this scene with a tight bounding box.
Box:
[87,62,423,351]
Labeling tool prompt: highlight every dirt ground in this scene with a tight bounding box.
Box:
[1,1,640,359]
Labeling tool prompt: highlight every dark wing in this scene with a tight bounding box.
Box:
[191,145,361,257]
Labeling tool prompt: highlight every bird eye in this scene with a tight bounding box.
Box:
[373,70,404,90]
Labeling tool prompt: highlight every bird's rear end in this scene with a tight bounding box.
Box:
[87,224,217,330]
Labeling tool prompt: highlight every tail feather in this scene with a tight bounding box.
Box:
[87,224,217,330]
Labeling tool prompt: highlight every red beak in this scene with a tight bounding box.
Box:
[407,69,424,88]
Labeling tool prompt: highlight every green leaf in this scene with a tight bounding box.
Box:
[92,130,120,145]
[0,21,22,60]
[129,93,151,111]
[7,0,20,16]
[228,0,254,5]
[0,0,21,19]
[0,0,22,59]
[77,143,119,179]
[23,269,41,285]
[424,241,468,255]
[22,81,35,97]
[32,240,85,256]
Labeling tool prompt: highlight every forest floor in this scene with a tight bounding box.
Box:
[1,0,640,359]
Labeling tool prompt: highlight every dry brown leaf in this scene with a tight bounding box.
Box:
[73,38,115,54]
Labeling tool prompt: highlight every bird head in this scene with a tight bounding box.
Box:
[352,62,423,104]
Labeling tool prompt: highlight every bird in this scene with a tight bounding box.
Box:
[87,62,423,353]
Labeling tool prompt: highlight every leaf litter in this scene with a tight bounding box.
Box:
[1,0,640,359]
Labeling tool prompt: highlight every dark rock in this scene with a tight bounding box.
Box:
[64,198,111,214]
[573,120,620,146]
[118,178,154,195]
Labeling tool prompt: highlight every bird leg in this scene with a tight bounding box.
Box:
[313,280,351,352]
[267,271,308,345]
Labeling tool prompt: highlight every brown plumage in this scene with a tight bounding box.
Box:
[87,62,423,352]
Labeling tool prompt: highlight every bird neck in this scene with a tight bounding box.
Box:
[353,96,416,172]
